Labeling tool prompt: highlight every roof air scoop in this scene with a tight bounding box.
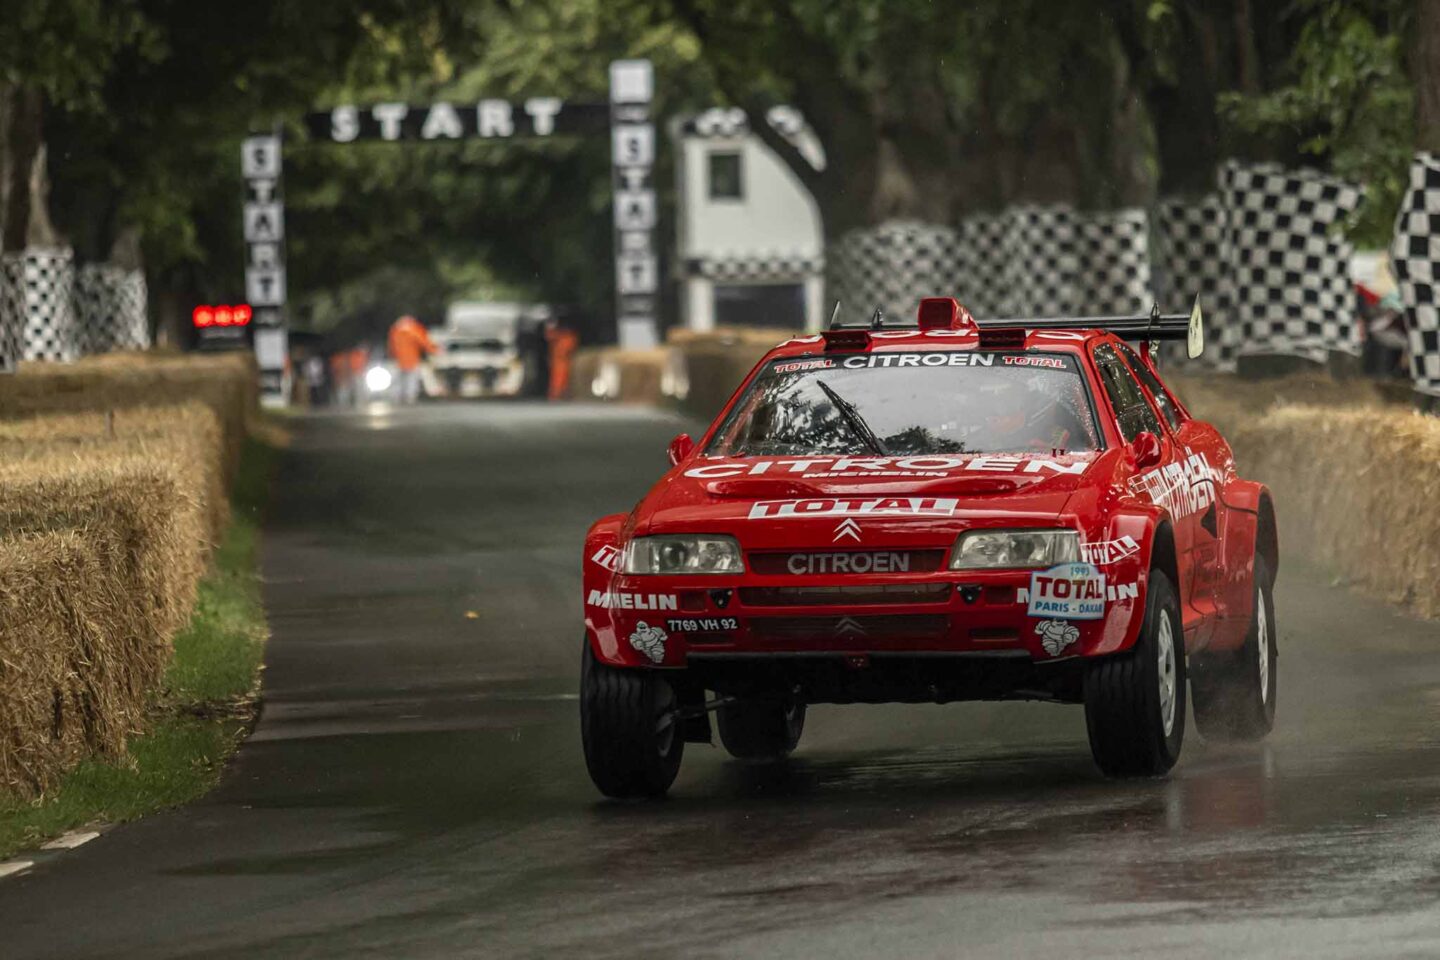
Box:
[917,297,979,333]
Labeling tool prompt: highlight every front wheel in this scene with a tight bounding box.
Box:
[717,700,805,761]
[1191,555,1277,741]
[1083,569,1186,777]
[580,640,683,798]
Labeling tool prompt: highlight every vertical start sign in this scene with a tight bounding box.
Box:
[610,60,658,349]
[241,133,288,406]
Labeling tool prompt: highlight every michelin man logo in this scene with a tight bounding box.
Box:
[628,621,668,664]
[1035,619,1079,657]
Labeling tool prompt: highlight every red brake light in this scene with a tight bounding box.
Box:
[822,329,871,351]
[979,326,1027,348]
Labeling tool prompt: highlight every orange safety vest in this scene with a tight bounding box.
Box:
[387,317,437,371]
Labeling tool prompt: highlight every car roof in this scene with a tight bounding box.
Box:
[761,327,1113,360]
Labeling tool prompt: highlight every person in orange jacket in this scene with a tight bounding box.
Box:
[387,315,438,404]
[545,322,579,401]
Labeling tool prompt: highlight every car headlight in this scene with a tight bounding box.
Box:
[364,366,392,392]
[949,529,1079,570]
[622,535,743,575]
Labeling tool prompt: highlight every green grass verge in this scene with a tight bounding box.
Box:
[0,434,278,858]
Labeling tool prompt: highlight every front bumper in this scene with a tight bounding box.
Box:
[585,564,1148,670]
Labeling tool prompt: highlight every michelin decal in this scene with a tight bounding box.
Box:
[587,590,677,611]
[628,622,668,663]
[1035,620,1080,656]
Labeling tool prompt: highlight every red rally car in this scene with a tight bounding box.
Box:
[580,297,1278,798]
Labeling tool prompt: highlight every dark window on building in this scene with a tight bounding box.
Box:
[1093,343,1162,442]
[708,151,743,200]
[714,283,805,328]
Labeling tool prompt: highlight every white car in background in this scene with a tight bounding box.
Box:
[424,301,547,399]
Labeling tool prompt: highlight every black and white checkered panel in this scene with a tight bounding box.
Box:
[1,248,78,362]
[1153,195,1234,369]
[1074,209,1152,317]
[956,214,1010,317]
[0,258,20,373]
[1392,153,1440,397]
[1003,206,1079,318]
[693,253,824,283]
[826,221,965,323]
[1220,161,1363,364]
[74,264,150,354]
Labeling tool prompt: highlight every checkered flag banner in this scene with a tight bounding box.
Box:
[827,220,966,323]
[1153,195,1235,369]
[828,208,1152,324]
[1219,161,1363,363]
[0,248,78,363]
[0,263,18,373]
[74,263,149,354]
[690,252,824,283]
[1392,153,1440,397]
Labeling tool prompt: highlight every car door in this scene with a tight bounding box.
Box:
[1091,342,1206,640]
[1115,343,1224,635]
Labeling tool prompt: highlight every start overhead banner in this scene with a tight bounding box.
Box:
[304,100,610,143]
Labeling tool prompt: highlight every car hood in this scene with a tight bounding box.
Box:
[637,453,1102,550]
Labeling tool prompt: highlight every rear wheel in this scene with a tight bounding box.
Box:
[717,700,806,761]
[580,640,683,798]
[1191,555,1277,741]
[1083,569,1186,777]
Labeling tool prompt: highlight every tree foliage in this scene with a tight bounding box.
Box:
[4,0,1430,345]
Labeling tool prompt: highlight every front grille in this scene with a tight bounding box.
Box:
[739,584,952,607]
[748,549,947,575]
[749,614,950,643]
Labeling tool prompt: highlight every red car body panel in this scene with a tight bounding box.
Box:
[583,326,1272,689]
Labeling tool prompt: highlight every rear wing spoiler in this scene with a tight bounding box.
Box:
[824,297,1205,360]
[976,298,1205,359]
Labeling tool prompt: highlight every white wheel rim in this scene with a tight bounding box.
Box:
[1157,612,1177,737]
[1257,584,1270,704]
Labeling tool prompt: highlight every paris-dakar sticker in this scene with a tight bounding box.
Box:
[1027,562,1106,620]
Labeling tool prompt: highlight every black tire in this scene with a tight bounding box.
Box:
[1083,569,1186,777]
[1191,555,1277,742]
[580,640,683,798]
[716,700,806,761]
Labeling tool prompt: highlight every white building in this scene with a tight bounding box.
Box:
[672,107,827,332]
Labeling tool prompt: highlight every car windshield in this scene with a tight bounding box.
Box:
[706,351,1101,458]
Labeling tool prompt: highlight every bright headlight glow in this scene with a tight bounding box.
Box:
[622,535,743,575]
[365,365,393,392]
[949,529,1079,570]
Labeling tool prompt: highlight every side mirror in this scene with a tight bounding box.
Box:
[667,433,695,466]
[1132,431,1163,470]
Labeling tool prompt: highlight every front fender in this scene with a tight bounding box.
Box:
[583,514,685,668]
[1082,508,1165,657]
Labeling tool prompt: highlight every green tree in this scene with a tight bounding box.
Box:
[1216,0,1413,242]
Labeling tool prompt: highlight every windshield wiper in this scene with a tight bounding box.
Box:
[816,380,887,456]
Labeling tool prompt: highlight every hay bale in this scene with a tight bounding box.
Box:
[0,453,207,645]
[0,352,255,473]
[0,403,229,540]
[568,347,674,405]
[1221,405,1440,617]
[0,532,140,798]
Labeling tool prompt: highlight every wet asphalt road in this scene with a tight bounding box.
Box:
[4,402,1440,959]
